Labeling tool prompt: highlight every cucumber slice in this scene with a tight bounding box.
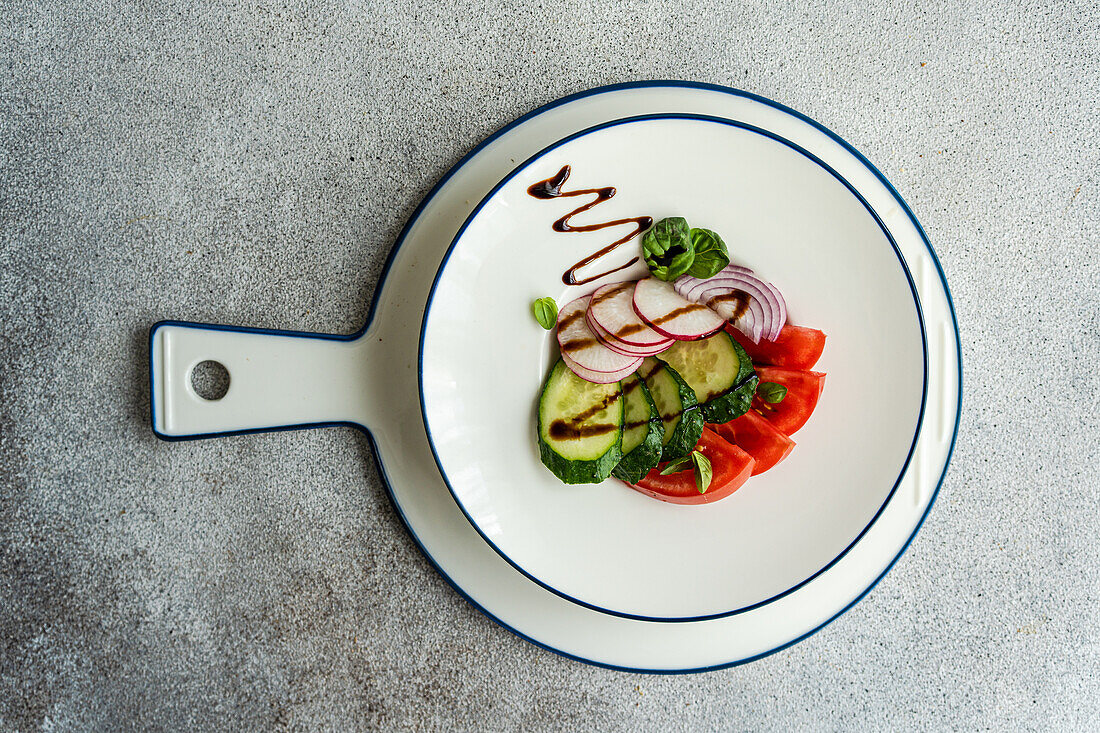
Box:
[537,359,624,484]
[611,373,664,484]
[657,331,759,424]
[638,358,704,461]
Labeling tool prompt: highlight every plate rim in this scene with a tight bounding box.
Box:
[394,82,961,671]
[418,112,930,622]
[151,80,963,672]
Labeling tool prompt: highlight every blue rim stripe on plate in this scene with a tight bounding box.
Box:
[418,112,929,623]
[149,80,963,673]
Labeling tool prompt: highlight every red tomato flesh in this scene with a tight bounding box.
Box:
[710,409,796,476]
[727,324,827,370]
[627,427,755,505]
[753,366,825,436]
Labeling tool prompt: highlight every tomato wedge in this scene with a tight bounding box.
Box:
[710,410,795,476]
[752,366,825,436]
[727,324,826,370]
[627,427,754,505]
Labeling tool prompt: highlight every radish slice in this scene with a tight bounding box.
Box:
[587,309,673,357]
[586,314,637,357]
[586,310,647,357]
[587,281,669,348]
[632,278,725,341]
[561,351,640,384]
[557,296,640,374]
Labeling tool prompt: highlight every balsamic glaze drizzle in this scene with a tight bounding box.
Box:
[528,165,653,286]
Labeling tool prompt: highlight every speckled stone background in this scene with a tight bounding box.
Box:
[2,0,1098,730]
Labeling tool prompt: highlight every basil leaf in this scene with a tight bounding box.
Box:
[532,297,558,330]
[757,381,788,404]
[642,217,694,281]
[691,450,713,493]
[659,455,693,475]
[687,228,730,279]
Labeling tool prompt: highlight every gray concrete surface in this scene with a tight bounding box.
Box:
[2,0,1098,729]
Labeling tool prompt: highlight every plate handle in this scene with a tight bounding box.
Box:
[149,321,378,439]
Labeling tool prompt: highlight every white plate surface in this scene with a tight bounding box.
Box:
[421,115,926,620]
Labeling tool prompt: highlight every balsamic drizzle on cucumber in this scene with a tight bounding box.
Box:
[537,360,625,484]
[610,373,665,485]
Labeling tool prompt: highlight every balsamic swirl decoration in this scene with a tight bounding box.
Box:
[527,165,653,286]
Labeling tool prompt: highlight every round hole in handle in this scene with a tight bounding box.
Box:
[190,360,231,401]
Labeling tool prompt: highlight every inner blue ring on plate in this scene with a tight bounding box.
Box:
[419,112,929,623]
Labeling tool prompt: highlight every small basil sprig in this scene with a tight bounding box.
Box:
[642,217,694,281]
[659,454,693,474]
[659,449,713,494]
[531,297,557,330]
[691,450,713,493]
[757,381,788,404]
[687,228,730,279]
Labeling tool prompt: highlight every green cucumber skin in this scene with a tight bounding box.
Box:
[667,333,759,425]
[611,377,665,484]
[700,374,759,423]
[539,434,622,484]
[536,361,624,485]
[663,404,703,461]
[644,362,704,462]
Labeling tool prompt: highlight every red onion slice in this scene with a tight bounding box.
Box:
[693,283,766,333]
[681,275,773,316]
[761,280,787,334]
[721,266,787,338]
[682,276,775,341]
[691,285,763,343]
[713,298,762,343]
[675,265,787,341]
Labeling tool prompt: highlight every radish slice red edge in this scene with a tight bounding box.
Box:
[586,310,652,358]
[587,281,670,348]
[632,278,725,341]
[562,351,640,384]
[556,296,640,374]
[587,310,672,357]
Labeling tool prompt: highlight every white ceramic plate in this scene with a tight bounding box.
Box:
[149,82,960,671]
[421,114,926,621]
